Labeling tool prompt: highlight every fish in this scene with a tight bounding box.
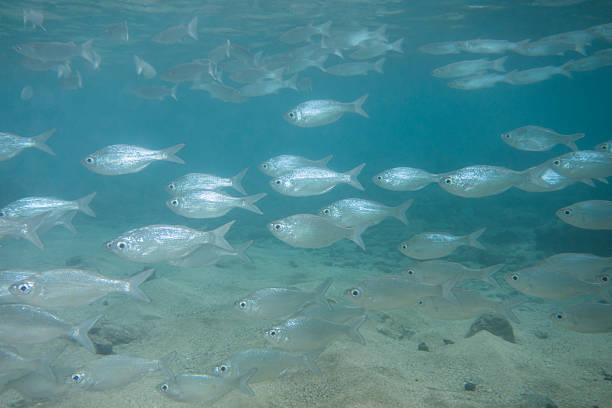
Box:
[458,39,521,54]
[556,200,612,230]
[132,85,177,101]
[213,349,321,382]
[513,253,612,285]
[191,81,248,103]
[13,40,96,65]
[324,58,385,76]
[23,8,46,31]
[0,215,45,249]
[229,67,284,84]
[514,162,575,192]
[167,169,248,195]
[284,94,369,127]
[258,154,333,177]
[166,191,266,218]
[0,305,100,352]
[67,355,163,391]
[134,55,156,79]
[0,193,96,219]
[416,288,520,323]
[562,55,612,72]
[238,75,298,98]
[58,70,83,90]
[372,167,439,191]
[2,364,73,402]
[283,55,328,76]
[268,214,365,250]
[349,38,403,60]
[234,278,332,319]
[103,21,128,41]
[269,164,365,197]
[0,128,55,161]
[504,66,571,85]
[418,41,462,55]
[20,58,71,77]
[447,72,507,90]
[0,347,57,384]
[595,140,611,152]
[318,198,413,228]
[81,144,185,175]
[549,150,612,182]
[280,21,331,44]
[551,303,612,333]
[399,228,486,260]
[403,260,502,288]
[7,268,153,307]
[292,301,367,324]
[153,17,198,44]
[160,60,211,83]
[432,57,507,78]
[105,221,234,263]
[328,25,387,49]
[264,315,366,352]
[439,165,525,198]
[168,241,252,268]
[501,126,584,152]
[516,38,585,56]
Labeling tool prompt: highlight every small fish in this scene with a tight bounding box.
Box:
[81,144,184,175]
[0,129,55,161]
[549,150,612,182]
[349,38,403,60]
[403,260,502,288]
[329,25,387,49]
[0,305,100,352]
[292,301,366,324]
[284,94,369,127]
[0,216,45,249]
[134,55,156,79]
[258,154,333,177]
[234,278,332,319]
[7,268,153,307]
[132,85,177,101]
[191,81,248,103]
[458,39,521,54]
[5,365,80,402]
[418,41,462,55]
[515,162,574,192]
[516,38,584,56]
[20,58,71,77]
[67,355,163,391]
[238,75,298,98]
[595,140,611,152]
[160,60,211,83]
[168,241,252,268]
[280,21,331,44]
[23,8,46,31]
[439,165,525,198]
[556,200,612,230]
[501,126,584,152]
[105,221,234,263]
[166,191,266,218]
[213,349,321,382]
[268,214,365,250]
[167,169,248,195]
[0,347,57,383]
[264,315,366,353]
[432,57,507,78]
[318,198,413,228]
[270,164,365,197]
[504,66,571,85]
[399,228,486,260]
[324,58,385,76]
[58,70,82,90]
[153,17,198,44]
[551,303,612,333]
[372,167,439,191]
[0,193,96,219]
[103,21,128,41]
[230,67,284,84]
[447,72,507,90]
[13,40,96,65]
[562,55,612,72]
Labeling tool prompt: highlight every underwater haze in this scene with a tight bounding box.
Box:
[1,0,612,407]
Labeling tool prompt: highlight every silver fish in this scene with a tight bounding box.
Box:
[325,58,385,76]
[399,228,486,260]
[504,66,571,85]
[23,8,46,31]
[258,154,332,177]
[284,94,369,127]
[556,200,612,230]
[514,162,574,192]
[153,17,198,44]
[551,303,612,333]
[549,150,612,182]
[268,214,365,250]
[105,222,234,263]
[270,164,365,197]
[501,125,584,152]
[513,253,612,285]
[103,21,128,42]
[13,40,96,65]
[167,169,248,195]
[234,278,332,319]
[562,55,612,72]
[0,305,100,352]
[160,60,211,83]
[168,241,252,268]
[328,25,387,49]
[134,55,156,79]
[447,72,507,90]
[419,41,462,55]
[516,38,584,56]
[264,315,366,352]
[439,165,525,198]
[167,191,265,219]
[349,38,403,60]
[432,57,507,78]
[20,58,71,77]
[0,129,55,161]
[403,260,502,288]
[0,193,96,219]
[372,167,439,191]
[229,67,283,84]
[239,75,298,98]
[132,85,177,101]
[7,268,153,307]
[459,39,521,54]
[0,216,45,249]
[595,140,611,152]
[318,198,412,228]
[3,364,72,402]
[280,21,331,44]
[191,81,248,103]
[0,347,57,383]
[283,55,327,76]
[292,301,366,324]
[67,355,162,391]
[81,144,184,175]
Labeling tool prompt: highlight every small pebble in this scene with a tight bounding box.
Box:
[464,382,476,391]
[443,339,455,345]
[417,342,429,352]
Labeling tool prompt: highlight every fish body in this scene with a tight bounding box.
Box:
[562,55,612,72]
[20,58,71,77]
[239,75,298,97]
[167,191,265,218]
[167,169,248,195]
[447,72,507,90]
[372,167,439,191]
[501,125,583,151]
[293,301,366,324]
[134,55,156,78]
[168,241,252,267]
[515,162,574,192]
[67,355,160,390]
[349,38,403,60]
[458,39,520,54]
[13,41,95,64]
[0,193,96,219]
[551,303,612,333]
[270,165,365,197]
[284,94,369,127]
[403,260,502,287]
[258,154,332,177]
[556,200,612,230]
[524,253,612,283]
[419,41,462,55]
[325,58,385,76]
[504,66,571,85]
[81,144,184,175]
[550,150,612,180]
[160,61,210,83]
[318,198,412,228]
[192,81,247,103]
[432,57,507,78]
[280,21,331,44]
[0,347,54,382]
[159,369,254,403]
[103,21,129,41]
[416,288,517,322]
[439,165,524,198]
[399,228,486,260]
[132,85,177,100]
[153,17,198,44]
[0,129,55,161]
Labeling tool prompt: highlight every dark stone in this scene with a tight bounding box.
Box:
[417,342,429,352]
[464,382,476,391]
[443,339,455,345]
[94,341,113,355]
[89,321,140,347]
[465,313,516,343]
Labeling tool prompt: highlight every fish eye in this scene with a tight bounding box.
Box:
[160,383,169,392]
[288,112,295,118]
[0,211,4,217]
[555,313,563,320]
[105,241,112,249]
[239,301,247,308]
[401,244,408,250]
[268,329,277,336]
[219,364,228,372]
[552,159,561,166]
[18,283,31,293]
[406,269,414,275]
[85,156,94,164]
[168,183,175,190]
[170,199,179,207]
[117,241,127,250]
[376,175,382,180]
[503,133,511,139]
[444,177,452,184]
[600,275,609,282]
[602,144,608,150]
[511,274,519,281]
[323,208,330,215]
[562,209,572,216]
[350,288,360,297]
[262,163,268,168]
[273,223,282,230]
[274,179,281,185]
[71,373,83,383]
[417,299,424,305]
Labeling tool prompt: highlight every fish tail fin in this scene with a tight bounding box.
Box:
[349,224,367,251]
[20,214,46,250]
[234,368,257,396]
[57,210,77,233]
[598,177,608,184]
[71,314,102,353]
[575,43,587,56]
[286,74,299,90]
[134,55,143,75]
[499,298,524,324]
[351,94,369,118]
[80,39,95,65]
[31,128,56,155]
[559,66,573,78]
[127,268,154,302]
[565,133,584,151]
[391,38,404,54]
[209,220,235,251]
[345,162,366,191]
[392,199,414,225]
[466,227,486,250]
[231,168,248,195]
[315,154,334,167]
[36,347,63,381]
[480,264,504,288]
[57,62,71,78]
[187,16,198,41]
[160,143,185,164]
[75,192,97,217]
[241,193,266,215]
[441,279,459,304]
[317,21,332,37]
[313,277,333,310]
[493,56,507,72]
[374,58,386,73]
[170,84,178,101]
[233,240,253,264]
[374,24,387,41]
[302,352,323,376]
[345,315,367,345]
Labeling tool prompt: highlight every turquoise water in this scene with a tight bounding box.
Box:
[1,1,612,407]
